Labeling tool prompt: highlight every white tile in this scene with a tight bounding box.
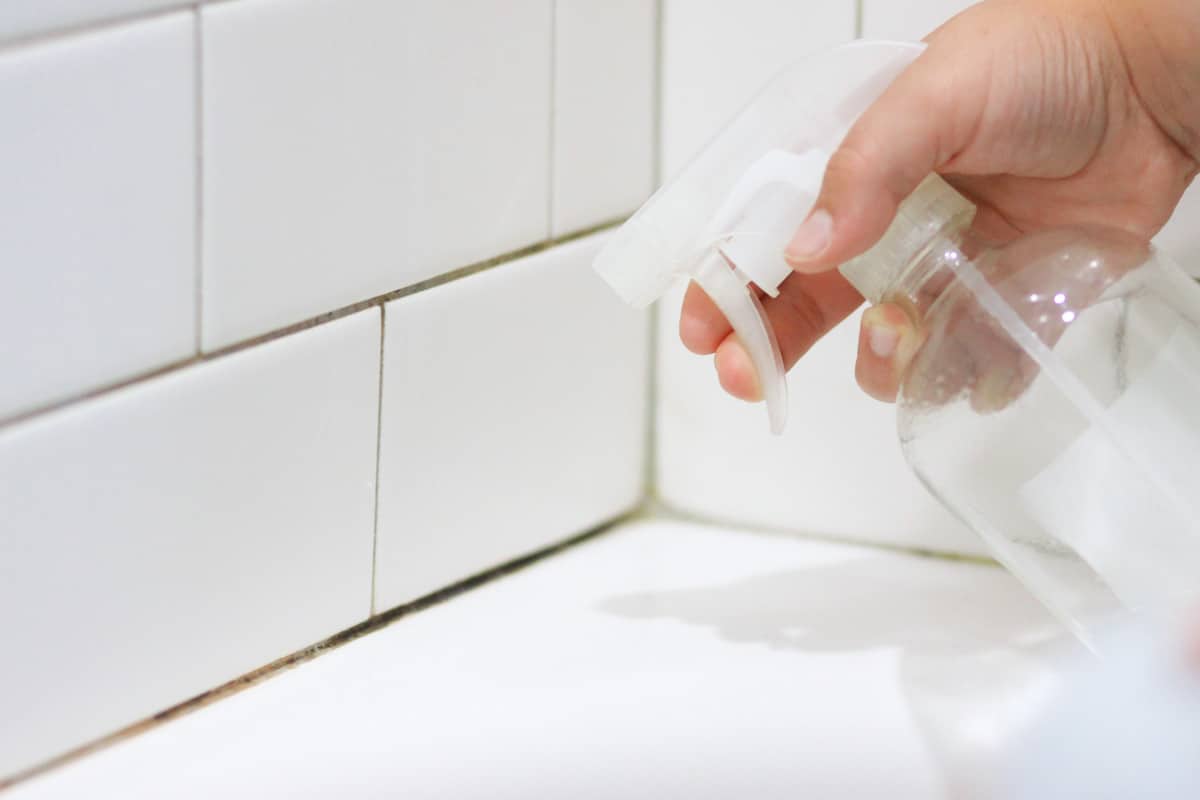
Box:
[655,283,985,556]
[552,0,655,235]
[861,0,979,40]
[0,15,196,421]
[375,234,648,608]
[0,310,380,779]
[659,0,854,181]
[6,519,1072,799]
[0,1,186,42]
[1155,181,1200,276]
[201,0,551,350]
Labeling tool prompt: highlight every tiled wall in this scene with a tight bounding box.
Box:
[654,0,1200,556]
[0,0,652,779]
[8,0,1200,785]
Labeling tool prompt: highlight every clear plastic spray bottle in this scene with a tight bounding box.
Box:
[594,41,1200,646]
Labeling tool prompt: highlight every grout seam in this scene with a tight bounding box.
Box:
[0,219,624,435]
[855,0,864,38]
[546,0,557,237]
[0,510,639,791]
[655,500,1000,568]
[192,7,204,355]
[0,2,206,55]
[368,306,386,617]
[642,0,665,501]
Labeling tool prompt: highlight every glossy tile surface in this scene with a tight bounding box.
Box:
[1156,181,1200,275]
[659,0,853,180]
[552,0,655,234]
[861,0,978,40]
[8,519,1072,798]
[0,0,186,42]
[201,0,551,349]
[0,310,380,779]
[0,14,195,420]
[375,234,648,608]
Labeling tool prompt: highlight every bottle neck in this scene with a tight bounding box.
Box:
[836,174,978,311]
[886,220,975,322]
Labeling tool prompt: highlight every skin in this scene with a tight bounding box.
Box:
[679,0,1200,404]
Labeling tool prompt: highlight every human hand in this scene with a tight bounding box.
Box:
[679,0,1199,404]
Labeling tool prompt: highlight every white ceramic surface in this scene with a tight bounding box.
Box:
[1156,181,1200,275]
[0,0,186,42]
[659,0,853,181]
[552,0,656,235]
[374,234,648,609]
[201,0,551,349]
[0,310,381,779]
[860,0,978,40]
[0,14,195,421]
[7,518,1072,799]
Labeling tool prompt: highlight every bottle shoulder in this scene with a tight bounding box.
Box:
[898,225,1164,416]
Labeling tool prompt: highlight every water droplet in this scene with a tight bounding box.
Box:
[1053,293,1067,305]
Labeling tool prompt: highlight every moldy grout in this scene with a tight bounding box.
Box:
[0,510,641,792]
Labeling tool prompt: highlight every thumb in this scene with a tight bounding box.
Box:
[784,56,955,274]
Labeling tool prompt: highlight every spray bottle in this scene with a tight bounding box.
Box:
[594,41,1200,646]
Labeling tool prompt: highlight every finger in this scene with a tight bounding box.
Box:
[855,303,924,402]
[785,50,969,273]
[711,269,864,401]
[679,280,730,355]
[679,280,773,355]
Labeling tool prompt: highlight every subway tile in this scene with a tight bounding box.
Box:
[1156,181,1200,276]
[201,0,551,350]
[0,310,380,779]
[375,234,648,609]
[552,0,655,235]
[0,14,195,421]
[659,0,854,181]
[861,0,978,40]
[654,283,984,556]
[0,1,187,43]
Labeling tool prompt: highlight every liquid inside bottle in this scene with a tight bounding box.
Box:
[860,179,1200,647]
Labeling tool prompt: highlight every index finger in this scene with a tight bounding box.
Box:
[680,268,864,400]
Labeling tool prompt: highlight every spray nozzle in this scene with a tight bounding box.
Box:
[593,40,927,434]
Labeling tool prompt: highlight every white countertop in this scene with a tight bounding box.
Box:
[9,518,1076,799]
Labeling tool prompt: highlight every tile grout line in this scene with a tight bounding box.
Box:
[0,219,624,435]
[643,0,665,500]
[657,501,999,568]
[0,1,204,55]
[546,0,557,238]
[652,0,665,188]
[368,306,387,617]
[0,510,639,792]
[192,7,205,355]
[855,0,864,37]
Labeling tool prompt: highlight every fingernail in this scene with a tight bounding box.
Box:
[785,209,833,266]
[867,324,899,359]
